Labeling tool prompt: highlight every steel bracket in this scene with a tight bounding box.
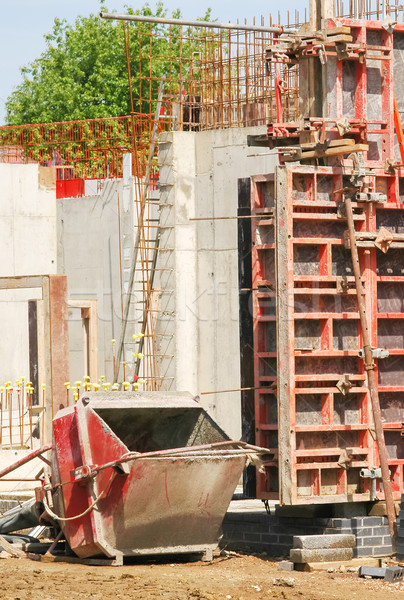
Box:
[335,41,349,60]
[336,276,352,294]
[355,192,387,203]
[358,347,389,359]
[360,467,382,479]
[360,467,384,501]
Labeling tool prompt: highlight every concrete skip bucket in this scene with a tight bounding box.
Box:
[44,392,268,563]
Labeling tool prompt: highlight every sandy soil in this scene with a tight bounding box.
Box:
[0,552,403,600]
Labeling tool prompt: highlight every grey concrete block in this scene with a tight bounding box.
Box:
[278,561,294,572]
[372,546,392,556]
[243,533,261,542]
[358,566,386,578]
[384,567,404,583]
[354,527,373,537]
[293,534,355,550]
[289,547,353,563]
[358,536,384,547]
[374,526,391,536]
[329,518,352,528]
[354,547,374,558]
[366,517,385,526]
[261,534,280,544]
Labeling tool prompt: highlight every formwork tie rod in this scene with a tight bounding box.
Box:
[100,12,297,34]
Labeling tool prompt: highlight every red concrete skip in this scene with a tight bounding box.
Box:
[50,393,257,560]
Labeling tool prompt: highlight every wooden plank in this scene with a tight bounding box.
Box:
[48,275,69,417]
[299,143,369,160]
[354,232,404,241]
[300,138,356,149]
[324,34,353,43]
[275,165,293,505]
[325,26,352,35]
[295,557,382,572]
[0,534,25,558]
[41,554,120,566]
[0,276,44,290]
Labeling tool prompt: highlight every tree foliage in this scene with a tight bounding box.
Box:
[5,2,212,125]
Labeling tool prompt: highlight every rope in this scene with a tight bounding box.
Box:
[43,471,115,522]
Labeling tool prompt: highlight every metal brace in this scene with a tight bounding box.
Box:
[315,43,327,64]
[374,226,394,253]
[336,202,347,219]
[384,158,404,173]
[349,152,367,187]
[336,117,351,136]
[338,448,353,469]
[358,347,389,360]
[336,276,350,294]
[360,467,383,501]
[382,16,397,34]
[336,374,353,395]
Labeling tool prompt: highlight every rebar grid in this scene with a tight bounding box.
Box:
[336,0,404,20]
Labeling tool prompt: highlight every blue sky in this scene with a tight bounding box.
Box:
[0,0,305,125]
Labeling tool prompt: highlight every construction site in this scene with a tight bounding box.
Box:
[1,0,404,597]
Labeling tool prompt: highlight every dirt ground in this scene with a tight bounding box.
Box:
[0,551,403,600]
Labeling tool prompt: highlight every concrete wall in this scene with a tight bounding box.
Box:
[57,178,135,383]
[0,164,57,381]
[157,127,277,439]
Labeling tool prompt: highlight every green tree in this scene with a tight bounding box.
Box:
[5,2,213,125]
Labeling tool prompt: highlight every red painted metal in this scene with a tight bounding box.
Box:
[252,17,404,504]
[56,178,85,199]
[50,392,266,560]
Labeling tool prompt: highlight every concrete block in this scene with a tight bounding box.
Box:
[354,527,373,537]
[290,547,353,564]
[372,546,393,556]
[357,536,385,547]
[354,547,375,558]
[358,566,385,578]
[278,561,294,572]
[374,526,391,537]
[329,518,353,528]
[384,567,404,583]
[293,534,355,550]
[362,517,385,526]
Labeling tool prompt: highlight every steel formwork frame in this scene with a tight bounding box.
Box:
[251,17,404,504]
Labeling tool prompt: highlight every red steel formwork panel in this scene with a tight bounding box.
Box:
[253,18,404,504]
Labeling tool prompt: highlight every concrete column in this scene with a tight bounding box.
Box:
[171,132,199,394]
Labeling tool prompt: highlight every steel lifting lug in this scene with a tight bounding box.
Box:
[71,464,98,484]
[358,347,389,360]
